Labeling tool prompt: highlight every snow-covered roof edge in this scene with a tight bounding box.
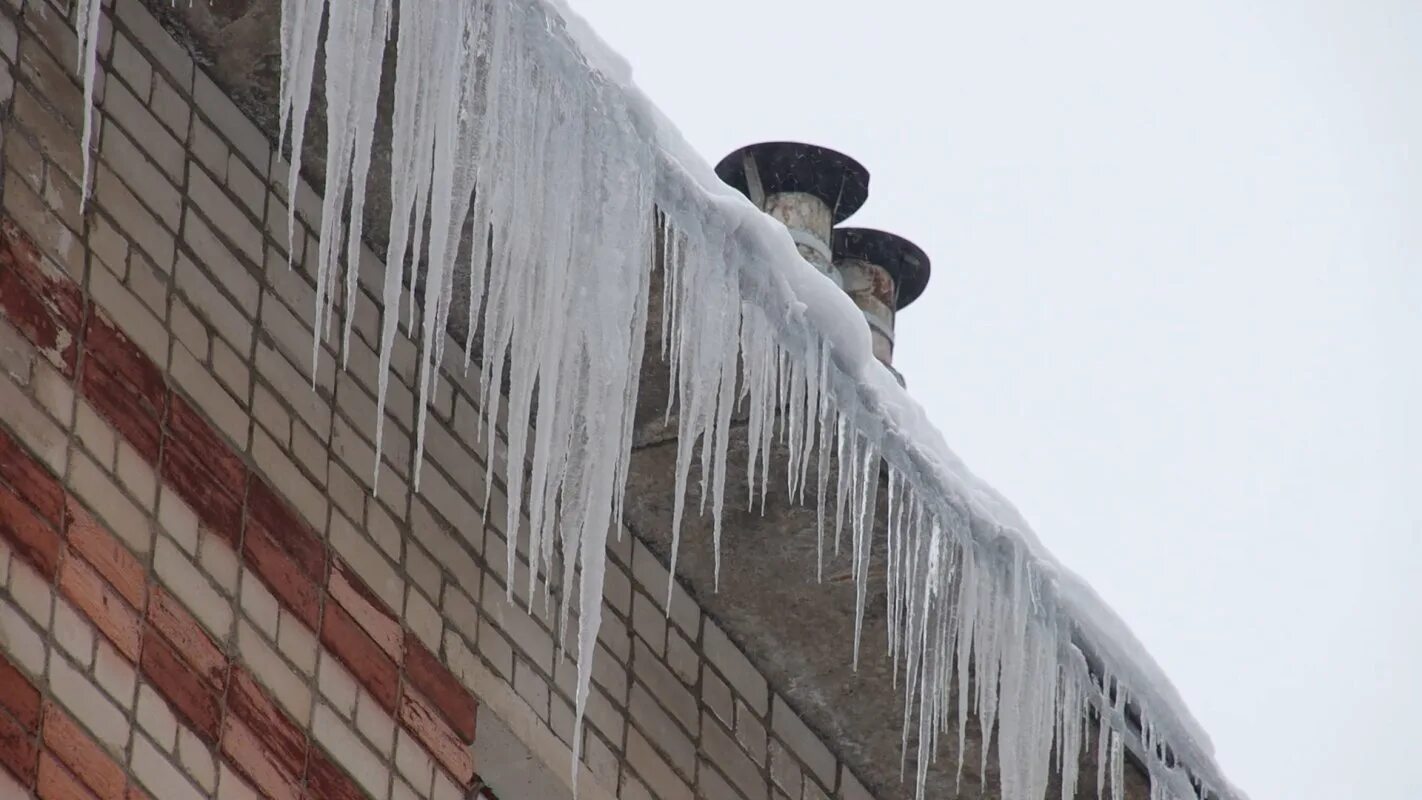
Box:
[64,0,1243,797]
[543,4,1241,798]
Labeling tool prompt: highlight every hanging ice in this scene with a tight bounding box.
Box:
[56,0,1244,797]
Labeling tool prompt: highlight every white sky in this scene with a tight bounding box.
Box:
[569,1,1422,798]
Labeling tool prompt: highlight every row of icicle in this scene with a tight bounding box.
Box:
[65,0,1212,797]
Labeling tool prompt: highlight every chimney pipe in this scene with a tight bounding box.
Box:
[715,142,869,284]
[832,227,931,369]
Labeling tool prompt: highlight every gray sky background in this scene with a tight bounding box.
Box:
[570,1,1421,798]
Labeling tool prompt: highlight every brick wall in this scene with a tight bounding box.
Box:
[0,1,880,798]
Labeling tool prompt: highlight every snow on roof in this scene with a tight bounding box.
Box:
[66,0,1245,797]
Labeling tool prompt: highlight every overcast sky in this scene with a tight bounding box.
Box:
[570,1,1421,798]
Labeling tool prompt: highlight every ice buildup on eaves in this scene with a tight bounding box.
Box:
[71,1,1244,798]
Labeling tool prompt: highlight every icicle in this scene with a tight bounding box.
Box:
[75,0,104,210]
[259,1,1237,798]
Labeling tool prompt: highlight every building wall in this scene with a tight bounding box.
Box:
[0,1,879,799]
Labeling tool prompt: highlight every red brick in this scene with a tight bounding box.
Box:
[84,314,165,415]
[241,521,321,630]
[58,555,141,662]
[303,749,366,800]
[65,497,146,610]
[247,480,326,583]
[221,714,302,800]
[125,786,150,800]
[0,481,62,579]
[329,559,402,660]
[160,441,244,546]
[0,653,41,734]
[80,359,162,464]
[0,219,83,376]
[139,629,222,743]
[226,668,305,779]
[36,750,94,800]
[166,394,247,492]
[42,704,125,800]
[0,710,37,788]
[0,426,64,527]
[146,586,227,691]
[319,598,399,711]
[400,687,475,787]
[404,632,477,744]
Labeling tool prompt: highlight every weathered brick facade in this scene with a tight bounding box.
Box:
[0,1,879,798]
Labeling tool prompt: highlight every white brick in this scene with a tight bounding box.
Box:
[314,703,390,799]
[318,651,359,718]
[94,164,175,271]
[198,531,240,596]
[100,72,180,176]
[175,253,253,350]
[136,684,179,752]
[239,569,279,638]
[116,439,158,510]
[75,400,116,469]
[178,725,217,793]
[227,153,265,219]
[251,426,325,532]
[212,337,251,400]
[354,689,396,756]
[443,584,480,643]
[394,728,435,796]
[127,248,169,313]
[100,116,181,226]
[30,358,74,427]
[704,621,768,715]
[188,166,261,265]
[218,763,261,800]
[114,0,193,89]
[0,766,25,799]
[0,317,35,387]
[236,620,312,725]
[53,596,94,667]
[133,733,203,800]
[256,343,331,435]
[51,653,130,752]
[150,74,190,139]
[170,295,210,363]
[405,585,442,653]
[276,608,318,676]
[170,343,249,448]
[251,383,290,446]
[0,369,67,475]
[72,450,152,553]
[262,296,335,391]
[91,263,169,372]
[157,486,200,555]
[328,512,403,612]
[155,535,233,640]
[366,496,404,561]
[771,698,836,789]
[110,32,152,101]
[9,557,52,630]
[94,638,137,709]
[0,596,46,676]
[193,70,269,172]
[190,116,229,180]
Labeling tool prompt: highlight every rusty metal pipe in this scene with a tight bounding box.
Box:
[833,227,931,371]
[715,142,869,285]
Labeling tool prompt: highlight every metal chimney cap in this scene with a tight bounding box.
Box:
[715,142,870,224]
[833,227,932,309]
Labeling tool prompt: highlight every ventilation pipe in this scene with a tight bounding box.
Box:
[832,227,931,371]
[714,142,869,286]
